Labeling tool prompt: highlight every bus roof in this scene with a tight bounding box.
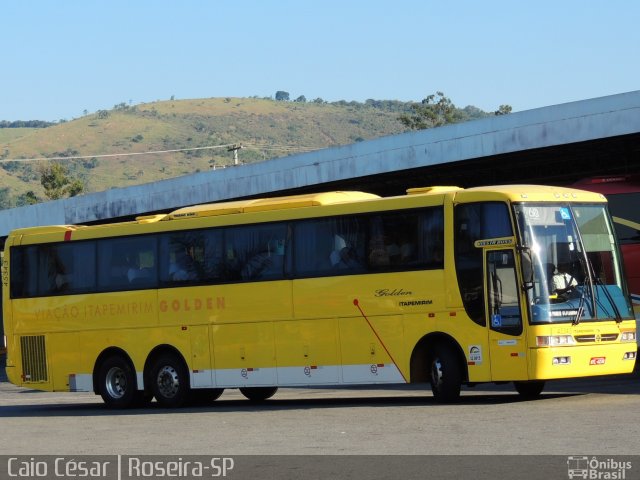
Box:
[6,185,607,240]
[168,191,380,219]
[451,184,607,203]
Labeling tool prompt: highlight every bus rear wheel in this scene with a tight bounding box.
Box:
[133,391,154,407]
[514,380,545,399]
[239,386,278,401]
[97,355,138,409]
[150,353,190,408]
[428,345,462,403]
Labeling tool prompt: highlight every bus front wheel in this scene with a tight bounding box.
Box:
[239,386,278,401]
[514,380,545,399]
[428,345,462,403]
[97,355,138,409]
[150,353,190,408]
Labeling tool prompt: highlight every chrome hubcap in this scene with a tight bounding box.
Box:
[105,366,127,399]
[156,365,180,398]
[431,358,444,387]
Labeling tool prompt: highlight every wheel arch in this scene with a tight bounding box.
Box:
[409,332,468,384]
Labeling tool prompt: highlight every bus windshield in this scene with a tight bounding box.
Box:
[514,203,634,324]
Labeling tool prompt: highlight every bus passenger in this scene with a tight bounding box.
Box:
[331,246,361,269]
[369,233,390,266]
[169,247,198,281]
[45,247,69,292]
[127,254,153,284]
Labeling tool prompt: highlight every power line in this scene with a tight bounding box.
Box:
[244,143,322,151]
[0,144,237,163]
[0,142,323,163]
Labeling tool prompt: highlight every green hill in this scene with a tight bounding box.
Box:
[0,96,492,208]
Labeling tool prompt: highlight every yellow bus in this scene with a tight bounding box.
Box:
[2,185,637,407]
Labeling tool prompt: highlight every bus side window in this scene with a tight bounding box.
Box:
[330,218,366,272]
[127,250,155,285]
[10,245,72,298]
[295,217,366,276]
[98,237,157,291]
[160,232,205,284]
[294,220,332,275]
[367,209,443,270]
[202,230,224,282]
[10,247,32,298]
[225,223,287,282]
[38,243,95,296]
[420,208,444,268]
[369,215,416,267]
[63,242,95,293]
[39,246,69,294]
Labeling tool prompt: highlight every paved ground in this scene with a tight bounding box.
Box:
[1,359,638,457]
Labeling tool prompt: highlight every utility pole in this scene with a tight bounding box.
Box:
[227,144,243,165]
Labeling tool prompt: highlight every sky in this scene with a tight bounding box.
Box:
[2,1,639,121]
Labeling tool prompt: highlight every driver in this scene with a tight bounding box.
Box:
[551,262,578,294]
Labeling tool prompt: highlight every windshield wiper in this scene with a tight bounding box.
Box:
[591,268,623,323]
[573,295,585,326]
[570,207,597,325]
[568,248,593,326]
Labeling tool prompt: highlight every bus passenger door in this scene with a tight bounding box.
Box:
[485,249,528,381]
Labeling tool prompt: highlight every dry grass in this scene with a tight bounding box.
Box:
[0,97,409,204]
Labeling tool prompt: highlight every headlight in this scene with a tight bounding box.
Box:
[536,335,576,347]
[621,331,636,342]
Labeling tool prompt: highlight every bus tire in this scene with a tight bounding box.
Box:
[189,388,225,405]
[149,353,190,408]
[133,391,154,407]
[97,355,138,409]
[428,345,462,403]
[239,386,278,401]
[514,380,545,399]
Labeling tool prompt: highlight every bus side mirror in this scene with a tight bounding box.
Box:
[520,247,534,290]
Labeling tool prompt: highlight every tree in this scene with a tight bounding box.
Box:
[275,91,290,101]
[16,191,39,206]
[398,91,464,130]
[0,187,12,209]
[294,95,307,103]
[38,162,84,200]
[495,104,513,115]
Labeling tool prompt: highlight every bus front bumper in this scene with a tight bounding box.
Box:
[529,343,637,379]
